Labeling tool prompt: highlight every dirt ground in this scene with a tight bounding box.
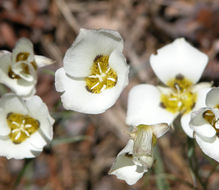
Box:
[0,0,219,189]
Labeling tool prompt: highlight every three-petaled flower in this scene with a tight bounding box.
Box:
[126,38,212,137]
[0,38,54,97]
[190,87,219,162]
[0,93,54,159]
[55,28,129,114]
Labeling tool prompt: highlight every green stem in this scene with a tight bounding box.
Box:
[12,159,33,189]
[154,146,170,190]
[187,137,207,190]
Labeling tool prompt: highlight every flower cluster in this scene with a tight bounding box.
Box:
[109,38,218,184]
[0,38,54,159]
[1,29,218,186]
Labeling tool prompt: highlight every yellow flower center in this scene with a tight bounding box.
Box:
[203,110,219,133]
[160,75,197,114]
[85,55,117,94]
[7,113,40,144]
[8,52,37,80]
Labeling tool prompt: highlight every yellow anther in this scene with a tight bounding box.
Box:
[7,113,40,144]
[16,52,30,62]
[203,110,219,133]
[30,61,38,70]
[85,55,117,93]
[8,66,21,79]
[160,75,196,114]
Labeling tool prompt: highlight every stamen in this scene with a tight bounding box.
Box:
[12,129,20,133]
[25,124,32,128]
[15,132,21,140]
[91,82,100,90]
[7,113,40,144]
[88,75,98,78]
[22,129,30,137]
[12,121,19,126]
[101,85,106,92]
[160,76,196,114]
[107,77,116,82]
[97,62,102,74]
[106,67,110,73]
[85,55,117,94]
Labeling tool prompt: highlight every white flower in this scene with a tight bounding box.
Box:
[0,38,54,97]
[109,123,169,185]
[55,28,129,114]
[190,87,219,162]
[0,93,54,159]
[127,38,211,137]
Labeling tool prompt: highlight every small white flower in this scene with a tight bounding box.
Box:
[126,38,211,137]
[109,123,169,185]
[0,93,54,159]
[55,28,129,114]
[0,38,54,97]
[190,87,219,162]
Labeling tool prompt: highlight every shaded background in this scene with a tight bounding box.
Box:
[0,0,219,189]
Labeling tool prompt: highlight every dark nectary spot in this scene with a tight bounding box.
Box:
[94,55,102,62]
[160,102,166,108]
[125,153,133,158]
[175,74,184,80]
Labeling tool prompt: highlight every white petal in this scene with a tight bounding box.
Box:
[12,38,34,64]
[0,50,11,56]
[11,62,34,82]
[55,60,128,114]
[192,85,212,110]
[150,38,208,85]
[180,86,212,138]
[0,53,36,96]
[34,55,55,68]
[181,113,194,138]
[0,94,29,136]
[206,87,219,107]
[190,108,211,126]
[0,136,41,159]
[25,96,54,141]
[126,84,175,126]
[151,123,170,138]
[28,130,48,150]
[63,28,123,78]
[109,50,129,87]
[190,108,216,139]
[195,123,216,139]
[195,135,219,162]
[109,140,145,185]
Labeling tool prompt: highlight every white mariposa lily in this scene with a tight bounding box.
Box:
[0,93,54,159]
[126,38,212,137]
[55,28,129,114]
[0,38,54,97]
[190,87,219,162]
[109,123,169,185]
